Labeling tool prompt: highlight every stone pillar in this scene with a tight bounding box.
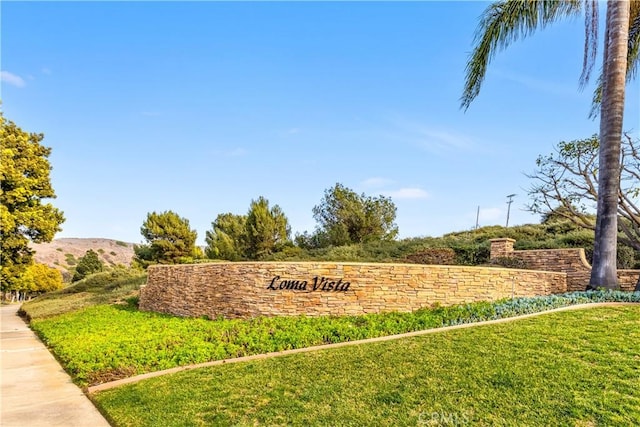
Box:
[489,238,516,261]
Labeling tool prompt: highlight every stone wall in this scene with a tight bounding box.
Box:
[489,238,639,292]
[619,270,640,292]
[140,262,566,319]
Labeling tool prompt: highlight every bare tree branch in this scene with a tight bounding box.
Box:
[527,134,640,250]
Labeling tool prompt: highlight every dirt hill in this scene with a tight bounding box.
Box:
[30,238,136,279]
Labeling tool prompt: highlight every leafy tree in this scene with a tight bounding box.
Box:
[205,213,247,260]
[132,244,155,269]
[22,263,64,293]
[7,263,64,301]
[244,197,291,259]
[72,249,104,282]
[0,114,65,290]
[528,134,640,251]
[134,211,197,265]
[311,183,398,247]
[461,1,639,290]
[294,230,331,250]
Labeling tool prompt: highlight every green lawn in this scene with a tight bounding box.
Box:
[93,305,640,426]
[26,291,638,386]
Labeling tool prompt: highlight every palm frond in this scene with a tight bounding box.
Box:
[627,0,640,80]
[589,1,639,119]
[588,72,604,119]
[579,0,599,89]
[461,0,582,110]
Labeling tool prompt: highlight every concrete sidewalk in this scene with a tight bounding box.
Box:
[1,304,111,427]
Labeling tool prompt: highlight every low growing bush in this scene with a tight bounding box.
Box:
[403,248,456,265]
[489,256,529,269]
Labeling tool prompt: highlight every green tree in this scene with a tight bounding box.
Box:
[132,244,155,269]
[294,230,331,250]
[134,211,197,265]
[461,1,639,290]
[22,263,64,294]
[244,197,291,259]
[205,213,247,260]
[311,183,398,247]
[72,249,104,282]
[0,114,65,290]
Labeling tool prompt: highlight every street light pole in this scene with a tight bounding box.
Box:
[506,194,516,227]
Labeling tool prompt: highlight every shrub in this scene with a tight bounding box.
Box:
[73,250,104,282]
[69,268,144,292]
[125,296,139,308]
[450,242,490,265]
[404,248,456,265]
[65,253,77,266]
[617,245,638,269]
[264,246,312,261]
[489,257,529,269]
[323,245,369,262]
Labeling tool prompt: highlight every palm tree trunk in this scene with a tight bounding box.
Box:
[589,0,630,290]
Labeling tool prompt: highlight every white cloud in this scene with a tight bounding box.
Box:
[384,188,429,200]
[1,71,26,88]
[361,177,394,188]
[41,67,52,75]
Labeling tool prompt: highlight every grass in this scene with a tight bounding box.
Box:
[20,268,146,320]
[23,289,640,387]
[19,269,640,424]
[92,305,640,426]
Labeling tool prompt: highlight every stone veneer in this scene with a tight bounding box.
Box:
[140,262,566,319]
[489,238,640,292]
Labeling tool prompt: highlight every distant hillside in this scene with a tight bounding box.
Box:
[30,238,135,279]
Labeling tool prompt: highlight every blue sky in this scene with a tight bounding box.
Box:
[2,1,638,245]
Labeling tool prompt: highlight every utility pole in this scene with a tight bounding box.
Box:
[475,206,480,230]
[506,194,516,227]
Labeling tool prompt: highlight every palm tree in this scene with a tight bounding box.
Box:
[461,0,639,290]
